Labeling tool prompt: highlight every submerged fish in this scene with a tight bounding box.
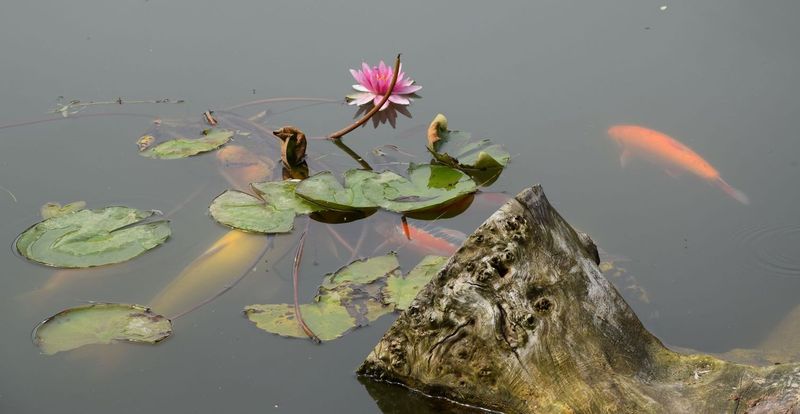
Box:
[376,221,466,257]
[215,144,275,190]
[147,230,270,318]
[607,124,749,204]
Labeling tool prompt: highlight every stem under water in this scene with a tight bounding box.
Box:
[293,223,321,343]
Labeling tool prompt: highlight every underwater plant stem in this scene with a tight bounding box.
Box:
[0,185,17,203]
[327,54,401,141]
[326,225,356,256]
[0,112,157,131]
[349,225,369,262]
[168,235,273,321]
[293,224,321,343]
[224,97,340,111]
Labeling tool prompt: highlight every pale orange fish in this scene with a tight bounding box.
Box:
[607,124,749,204]
[215,144,275,190]
[147,229,270,318]
[149,145,277,318]
[376,221,466,257]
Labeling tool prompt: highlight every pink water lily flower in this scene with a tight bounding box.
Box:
[347,61,422,111]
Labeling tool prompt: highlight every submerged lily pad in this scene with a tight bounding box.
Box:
[245,254,400,342]
[209,181,322,234]
[295,170,378,212]
[385,255,447,310]
[361,164,477,213]
[427,114,510,185]
[40,201,86,219]
[244,296,355,342]
[33,303,172,355]
[245,254,449,342]
[139,129,233,159]
[16,206,171,268]
[322,253,400,288]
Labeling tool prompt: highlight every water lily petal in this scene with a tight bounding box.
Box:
[388,95,410,105]
[352,84,370,92]
[351,93,376,106]
[350,69,366,85]
[394,84,422,95]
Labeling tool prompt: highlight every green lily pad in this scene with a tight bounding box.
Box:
[209,190,294,233]
[321,253,400,288]
[361,164,477,213]
[40,201,86,219]
[385,255,448,310]
[244,296,356,342]
[139,129,233,159]
[209,181,322,234]
[427,114,510,185]
[16,206,171,268]
[33,303,172,355]
[295,170,378,212]
[250,180,322,215]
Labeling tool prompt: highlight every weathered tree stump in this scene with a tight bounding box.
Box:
[358,185,800,413]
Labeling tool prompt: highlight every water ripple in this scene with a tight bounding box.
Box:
[735,224,800,278]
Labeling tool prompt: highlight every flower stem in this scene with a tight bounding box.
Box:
[327,54,401,140]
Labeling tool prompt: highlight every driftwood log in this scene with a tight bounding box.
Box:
[358,185,800,413]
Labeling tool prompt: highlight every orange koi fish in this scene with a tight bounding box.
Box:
[377,221,466,257]
[607,124,749,204]
[216,144,275,190]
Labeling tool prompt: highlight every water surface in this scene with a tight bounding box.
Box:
[2,1,800,412]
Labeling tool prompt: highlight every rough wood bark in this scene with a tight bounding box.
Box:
[358,185,800,413]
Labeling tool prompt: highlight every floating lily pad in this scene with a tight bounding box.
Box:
[251,180,322,215]
[209,191,295,233]
[40,201,86,219]
[209,181,322,234]
[33,303,172,355]
[295,170,378,212]
[427,114,510,185]
[16,206,170,268]
[361,164,477,213]
[139,129,233,159]
[385,255,447,310]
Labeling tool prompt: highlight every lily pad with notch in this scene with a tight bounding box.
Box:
[244,254,400,342]
[295,170,379,212]
[138,129,233,159]
[16,206,171,268]
[361,163,478,213]
[426,113,510,185]
[33,303,172,355]
[209,180,323,234]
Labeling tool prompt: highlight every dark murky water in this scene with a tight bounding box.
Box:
[2,1,800,412]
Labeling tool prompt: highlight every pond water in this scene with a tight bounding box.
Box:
[2,1,800,412]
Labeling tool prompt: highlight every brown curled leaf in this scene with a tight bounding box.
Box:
[273,126,308,168]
